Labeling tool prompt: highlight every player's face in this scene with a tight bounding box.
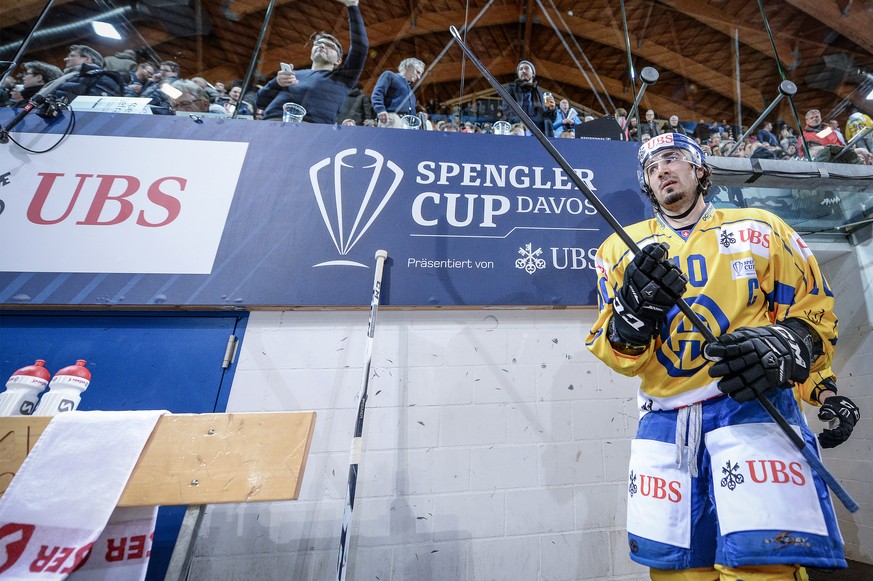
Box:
[645,149,702,211]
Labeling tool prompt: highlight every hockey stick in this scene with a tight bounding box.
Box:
[448,26,858,513]
[336,249,389,581]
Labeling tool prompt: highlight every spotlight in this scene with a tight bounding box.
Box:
[91,21,122,40]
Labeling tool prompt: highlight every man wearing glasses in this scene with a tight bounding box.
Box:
[258,0,367,123]
[15,61,62,106]
[166,80,226,115]
[371,57,425,128]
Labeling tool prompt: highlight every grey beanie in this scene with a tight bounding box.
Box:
[517,60,536,78]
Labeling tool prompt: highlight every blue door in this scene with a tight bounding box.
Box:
[0,311,248,580]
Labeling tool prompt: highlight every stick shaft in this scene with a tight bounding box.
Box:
[448,27,858,513]
[447,26,710,344]
[336,251,388,581]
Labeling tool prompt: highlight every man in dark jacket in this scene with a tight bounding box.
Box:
[47,45,124,103]
[338,83,374,125]
[500,60,557,137]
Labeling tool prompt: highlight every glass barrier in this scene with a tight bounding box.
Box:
[1,0,871,241]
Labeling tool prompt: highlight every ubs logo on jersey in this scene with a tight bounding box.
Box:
[717,221,771,258]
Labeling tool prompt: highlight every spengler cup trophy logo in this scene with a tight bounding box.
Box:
[309,148,403,268]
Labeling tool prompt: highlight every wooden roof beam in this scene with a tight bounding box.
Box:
[657,0,798,70]
[552,12,765,110]
[784,0,873,54]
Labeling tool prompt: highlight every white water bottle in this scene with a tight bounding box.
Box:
[0,359,51,416]
[34,359,91,416]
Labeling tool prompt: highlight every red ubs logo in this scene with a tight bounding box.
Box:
[738,228,770,249]
[638,474,682,503]
[26,172,185,227]
[746,460,806,486]
[0,523,35,574]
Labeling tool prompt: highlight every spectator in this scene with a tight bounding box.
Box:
[223,85,254,116]
[341,118,356,126]
[614,107,628,137]
[641,110,661,140]
[756,121,779,147]
[103,49,138,74]
[692,118,708,142]
[779,126,798,151]
[123,62,156,97]
[500,60,557,136]
[257,0,367,123]
[626,115,641,141]
[552,98,580,137]
[140,60,180,113]
[337,83,374,125]
[167,79,226,114]
[802,109,841,147]
[371,57,424,127]
[662,114,687,135]
[828,120,847,145]
[846,110,873,152]
[47,45,124,102]
[15,61,62,106]
[191,77,221,103]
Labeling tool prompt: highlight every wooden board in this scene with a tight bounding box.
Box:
[0,412,316,507]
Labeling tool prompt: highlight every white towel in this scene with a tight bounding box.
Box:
[0,410,165,580]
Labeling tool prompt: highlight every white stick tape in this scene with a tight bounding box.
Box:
[350,437,363,464]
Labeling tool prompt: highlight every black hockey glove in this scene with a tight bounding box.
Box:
[706,324,812,403]
[818,395,860,449]
[611,243,687,346]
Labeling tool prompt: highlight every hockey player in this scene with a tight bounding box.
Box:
[587,133,845,579]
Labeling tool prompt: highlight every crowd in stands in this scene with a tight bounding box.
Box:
[1,28,871,166]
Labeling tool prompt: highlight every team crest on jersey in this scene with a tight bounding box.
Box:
[717,221,771,258]
[730,258,756,280]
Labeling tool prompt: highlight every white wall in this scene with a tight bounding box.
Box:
[187,238,873,580]
[812,231,873,565]
[191,309,645,580]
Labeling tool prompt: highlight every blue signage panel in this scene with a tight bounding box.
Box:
[0,111,649,307]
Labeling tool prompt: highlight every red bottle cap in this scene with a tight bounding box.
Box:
[11,359,51,381]
[55,360,91,381]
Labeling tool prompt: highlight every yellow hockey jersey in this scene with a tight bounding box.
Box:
[586,204,837,411]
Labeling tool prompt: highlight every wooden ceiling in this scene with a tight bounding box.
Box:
[2,0,872,125]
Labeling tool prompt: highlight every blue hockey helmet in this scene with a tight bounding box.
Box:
[637,133,705,191]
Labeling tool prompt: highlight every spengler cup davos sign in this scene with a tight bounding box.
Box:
[0,111,647,307]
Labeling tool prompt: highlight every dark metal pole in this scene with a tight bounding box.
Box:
[726,80,796,157]
[756,0,811,160]
[0,0,56,87]
[233,0,278,119]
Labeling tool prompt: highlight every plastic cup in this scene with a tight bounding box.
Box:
[492,120,511,135]
[282,102,306,123]
[402,115,422,130]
